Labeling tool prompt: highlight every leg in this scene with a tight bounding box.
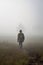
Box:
[19,42,20,48]
[20,42,22,48]
[19,42,23,48]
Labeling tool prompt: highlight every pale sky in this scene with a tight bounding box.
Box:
[0,0,43,37]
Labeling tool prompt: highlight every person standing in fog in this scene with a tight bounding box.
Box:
[17,30,25,48]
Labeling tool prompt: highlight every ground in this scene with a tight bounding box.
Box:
[0,42,43,65]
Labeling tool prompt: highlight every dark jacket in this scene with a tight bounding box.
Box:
[17,32,25,42]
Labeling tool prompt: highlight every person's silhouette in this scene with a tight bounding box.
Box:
[17,30,25,48]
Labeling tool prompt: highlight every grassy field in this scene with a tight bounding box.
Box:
[0,43,29,65]
[0,42,43,65]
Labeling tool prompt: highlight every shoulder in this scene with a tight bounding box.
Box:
[22,33,24,35]
[18,33,20,36]
[22,33,24,37]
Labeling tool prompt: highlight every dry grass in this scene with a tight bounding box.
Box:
[0,42,43,65]
[0,43,28,65]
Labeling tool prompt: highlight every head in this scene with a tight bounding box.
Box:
[19,30,22,33]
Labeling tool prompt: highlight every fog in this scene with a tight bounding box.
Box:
[0,0,43,41]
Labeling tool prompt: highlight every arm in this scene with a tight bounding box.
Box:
[17,34,19,42]
[23,34,25,42]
